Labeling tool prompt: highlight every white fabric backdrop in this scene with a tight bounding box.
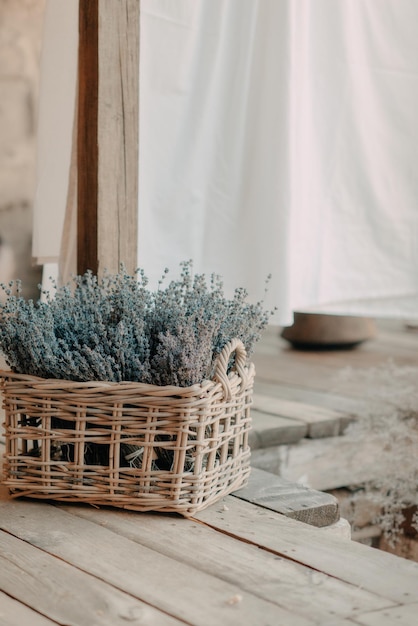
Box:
[34,0,418,324]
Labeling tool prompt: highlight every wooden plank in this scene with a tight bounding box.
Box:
[0,590,57,626]
[0,499,313,626]
[63,505,392,623]
[77,0,139,276]
[352,603,418,626]
[234,467,340,527]
[77,0,99,274]
[254,379,366,416]
[97,0,139,275]
[249,409,307,448]
[193,496,418,604]
[0,530,182,626]
[252,393,351,438]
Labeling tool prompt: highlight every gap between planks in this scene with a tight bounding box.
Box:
[0,528,185,626]
[349,603,418,626]
[192,496,418,605]
[0,589,59,626]
[59,501,395,625]
[0,498,315,626]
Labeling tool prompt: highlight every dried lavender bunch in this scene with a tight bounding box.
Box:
[149,262,272,382]
[0,262,273,386]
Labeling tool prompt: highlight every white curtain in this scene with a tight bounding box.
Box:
[34,0,418,324]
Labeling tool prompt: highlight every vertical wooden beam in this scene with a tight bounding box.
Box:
[77,0,139,276]
[77,0,99,275]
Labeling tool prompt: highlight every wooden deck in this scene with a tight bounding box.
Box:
[1,319,418,625]
[251,319,418,555]
[1,477,418,625]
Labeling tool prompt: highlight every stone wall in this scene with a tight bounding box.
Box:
[0,0,46,298]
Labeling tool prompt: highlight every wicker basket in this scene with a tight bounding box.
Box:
[1,339,254,515]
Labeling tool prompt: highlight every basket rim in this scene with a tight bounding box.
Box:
[0,363,255,397]
[0,339,255,398]
[0,368,204,392]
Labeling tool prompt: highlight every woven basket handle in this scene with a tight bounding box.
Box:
[214,338,248,400]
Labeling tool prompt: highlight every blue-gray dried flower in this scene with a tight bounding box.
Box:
[0,262,273,386]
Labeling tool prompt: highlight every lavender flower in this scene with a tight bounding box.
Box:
[0,262,273,386]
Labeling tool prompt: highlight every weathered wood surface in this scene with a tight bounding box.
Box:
[77,0,98,275]
[194,496,418,604]
[77,0,139,276]
[0,590,57,626]
[249,408,308,447]
[0,460,417,624]
[254,379,367,415]
[63,505,383,621]
[352,603,418,626]
[252,393,352,438]
[0,528,180,626]
[0,499,312,626]
[234,467,340,528]
[97,0,139,275]
[0,495,409,626]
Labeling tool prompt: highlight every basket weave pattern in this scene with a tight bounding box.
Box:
[1,339,253,515]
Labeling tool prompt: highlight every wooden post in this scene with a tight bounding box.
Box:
[78,0,98,275]
[77,0,139,276]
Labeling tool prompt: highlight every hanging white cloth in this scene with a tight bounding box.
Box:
[282,1,418,321]
[138,0,291,319]
[33,0,418,324]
